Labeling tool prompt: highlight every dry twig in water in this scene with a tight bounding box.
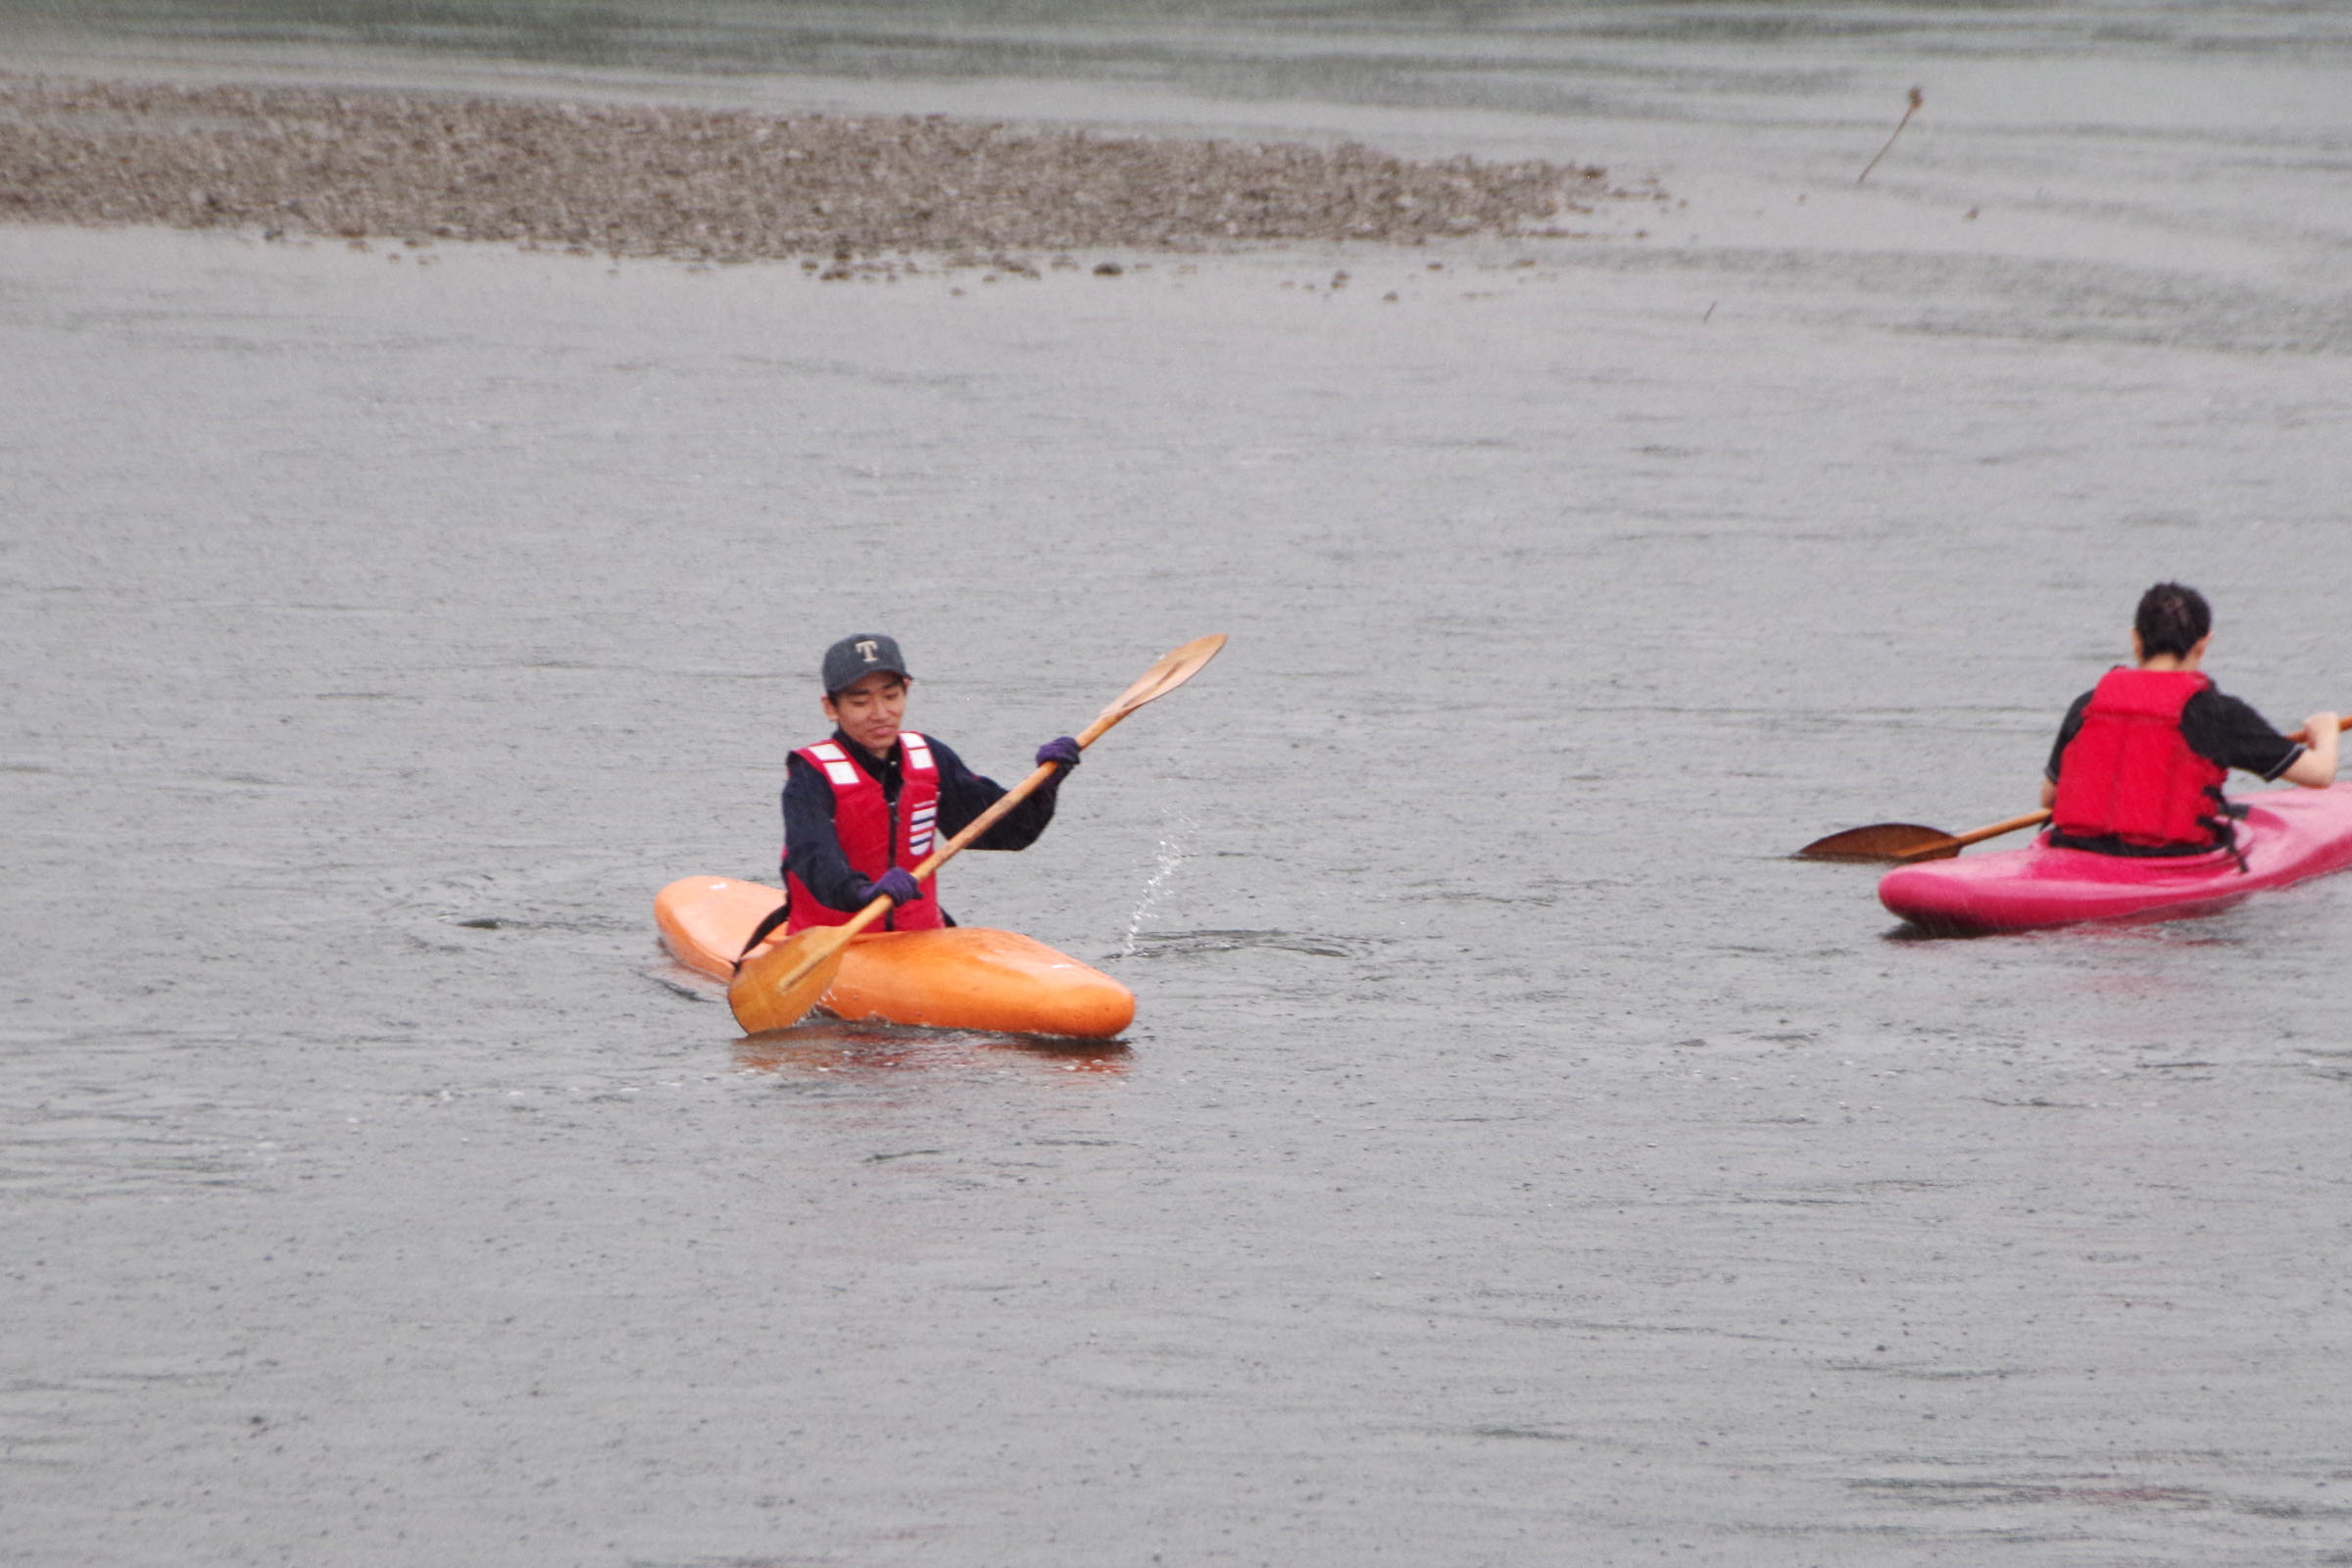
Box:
[1857,86,1924,185]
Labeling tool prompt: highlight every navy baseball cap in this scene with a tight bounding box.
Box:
[821,634,909,695]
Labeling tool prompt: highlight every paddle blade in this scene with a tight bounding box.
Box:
[728,927,853,1033]
[1793,822,1960,862]
[1093,633,1226,727]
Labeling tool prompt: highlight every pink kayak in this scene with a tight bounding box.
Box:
[1879,785,2352,935]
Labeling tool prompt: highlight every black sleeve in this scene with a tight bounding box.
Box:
[2045,691,2095,782]
[927,736,1059,851]
[781,753,871,912]
[2181,690,2304,781]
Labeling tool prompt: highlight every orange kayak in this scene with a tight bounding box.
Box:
[654,876,1135,1039]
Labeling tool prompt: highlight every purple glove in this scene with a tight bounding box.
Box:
[858,867,920,906]
[1036,735,1082,770]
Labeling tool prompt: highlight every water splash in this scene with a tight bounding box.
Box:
[1120,815,1196,957]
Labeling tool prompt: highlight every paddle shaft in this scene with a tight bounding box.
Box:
[1917,808,2049,857]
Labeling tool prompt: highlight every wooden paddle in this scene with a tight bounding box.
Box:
[728,633,1228,1033]
[1796,712,2351,863]
[1795,809,2048,864]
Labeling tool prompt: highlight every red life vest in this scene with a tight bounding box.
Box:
[2051,667,2228,849]
[784,732,946,933]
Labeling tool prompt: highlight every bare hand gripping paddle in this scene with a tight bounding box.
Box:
[729,634,1228,1033]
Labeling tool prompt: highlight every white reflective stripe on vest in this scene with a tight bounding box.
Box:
[806,742,860,786]
[902,734,939,855]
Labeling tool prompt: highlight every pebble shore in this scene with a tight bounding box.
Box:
[0,74,1629,268]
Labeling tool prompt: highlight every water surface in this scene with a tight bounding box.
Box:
[5,5,2352,1565]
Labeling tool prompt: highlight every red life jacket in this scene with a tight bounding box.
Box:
[784,732,945,933]
[2051,667,2228,849]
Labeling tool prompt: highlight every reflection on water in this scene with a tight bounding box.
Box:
[733,1017,1130,1076]
[1121,927,1358,958]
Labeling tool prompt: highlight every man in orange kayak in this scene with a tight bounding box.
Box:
[779,633,1081,932]
[2040,582,2338,857]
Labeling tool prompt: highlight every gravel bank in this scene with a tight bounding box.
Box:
[0,74,1631,265]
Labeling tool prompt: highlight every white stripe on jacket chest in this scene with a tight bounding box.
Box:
[901,733,939,855]
[808,740,860,786]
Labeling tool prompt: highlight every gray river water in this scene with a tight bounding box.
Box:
[6,4,2352,1564]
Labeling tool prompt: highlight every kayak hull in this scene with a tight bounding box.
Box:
[1878,786,2352,935]
[654,876,1135,1038]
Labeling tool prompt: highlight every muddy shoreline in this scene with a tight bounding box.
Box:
[0,74,1628,266]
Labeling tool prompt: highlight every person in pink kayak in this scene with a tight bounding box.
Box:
[777,633,1082,934]
[2040,582,2339,857]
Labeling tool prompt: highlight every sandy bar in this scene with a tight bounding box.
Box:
[0,73,1633,266]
